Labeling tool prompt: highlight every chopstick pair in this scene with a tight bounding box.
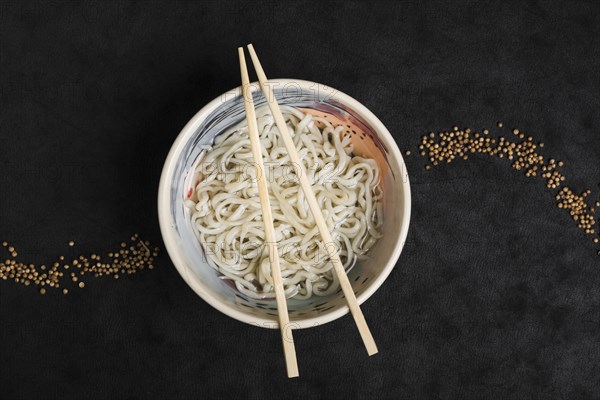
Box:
[238,44,378,379]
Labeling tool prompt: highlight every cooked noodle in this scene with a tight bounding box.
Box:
[185,105,383,299]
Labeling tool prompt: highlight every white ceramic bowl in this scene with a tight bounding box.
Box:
[158,79,411,329]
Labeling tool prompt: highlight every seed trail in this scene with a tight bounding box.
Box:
[415,124,599,256]
[0,235,160,294]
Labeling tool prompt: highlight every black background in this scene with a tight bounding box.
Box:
[1,1,599,399]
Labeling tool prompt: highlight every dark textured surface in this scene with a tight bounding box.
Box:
[1,1,599,399]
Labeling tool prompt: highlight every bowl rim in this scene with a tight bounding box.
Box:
[158,78,411,329]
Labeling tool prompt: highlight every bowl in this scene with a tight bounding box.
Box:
[158,79,411,329]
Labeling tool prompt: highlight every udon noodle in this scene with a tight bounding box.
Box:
[185,105,383,299]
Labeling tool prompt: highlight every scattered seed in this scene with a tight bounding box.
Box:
[0,236,159,294]
[417,124,599,256]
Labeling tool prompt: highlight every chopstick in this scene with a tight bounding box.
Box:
[247,44,378,356]
[238,48,300,378]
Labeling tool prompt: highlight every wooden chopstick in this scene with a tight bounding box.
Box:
[238,47,300,378]
[247,44,378,356]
